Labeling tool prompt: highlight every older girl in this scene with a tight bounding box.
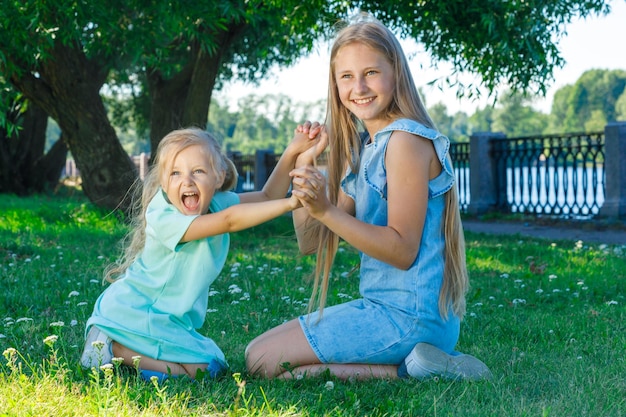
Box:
[245,16,491,381]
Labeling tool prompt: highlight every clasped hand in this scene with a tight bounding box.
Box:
[290,121,330,217]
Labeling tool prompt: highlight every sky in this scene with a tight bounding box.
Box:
[216,1,626,115]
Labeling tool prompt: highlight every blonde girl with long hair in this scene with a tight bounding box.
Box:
[81,126,324,381]
[245,16,491,381]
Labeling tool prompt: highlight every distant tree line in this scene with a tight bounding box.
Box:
[201,68,626,151]
[0,1,614,208]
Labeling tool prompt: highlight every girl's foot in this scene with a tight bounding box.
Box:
[80,326,113,368]
[398,342,492,381]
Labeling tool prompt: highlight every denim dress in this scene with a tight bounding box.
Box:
[299,119,461,365]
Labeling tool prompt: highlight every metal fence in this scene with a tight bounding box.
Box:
[63,126,624,219]
[449,142,470,213]
[451,131,605,218]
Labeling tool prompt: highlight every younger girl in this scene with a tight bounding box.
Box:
[245,16,491,381]
[81,126,322,381]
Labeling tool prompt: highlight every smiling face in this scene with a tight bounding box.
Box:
[333,42,395,133]
[162,144,224,216]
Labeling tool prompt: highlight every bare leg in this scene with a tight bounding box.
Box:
[245,318,399,381]
[276,363,399,381]
[112,342,207,378]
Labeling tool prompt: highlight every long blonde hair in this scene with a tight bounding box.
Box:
[104,128,238,282]
[307,15,468,320]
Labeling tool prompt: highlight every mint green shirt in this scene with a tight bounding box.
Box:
[86,189,239,365]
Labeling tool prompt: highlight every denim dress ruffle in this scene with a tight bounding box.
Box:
[299,119,461,365]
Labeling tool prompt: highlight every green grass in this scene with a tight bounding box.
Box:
[1,192,625,416]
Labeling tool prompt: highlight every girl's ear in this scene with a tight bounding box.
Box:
[215,170,226,190]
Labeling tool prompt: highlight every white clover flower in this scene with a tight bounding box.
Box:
[606,300,618,305]
[230,273,239,278]
[512,299,526,305]
[50,321,65,327]
[89,279,99,284]
[77,302,88,307]
[43,335,58,346]
[25,258,32,263]
[548,274,557,280]
[16,317,33,323]
[70,320,78,326]
[500,273,509,279]
[228,284,242,294]
[100,363,114,371]
[68,291,80,297]
[536,289,544,294]
[3,347,17,357]
[325,381,334,390]
[208,290,220,296]
[0,334,5,339]
[295,266,303,271]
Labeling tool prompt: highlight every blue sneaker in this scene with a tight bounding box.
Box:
[80,327,113,369]
[398,343,492,381]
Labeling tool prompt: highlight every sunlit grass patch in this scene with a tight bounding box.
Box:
[1,193,625,416]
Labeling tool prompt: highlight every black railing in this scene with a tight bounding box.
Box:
[489,132,605,217]
[64,125,622,219]
[450,142,470,212]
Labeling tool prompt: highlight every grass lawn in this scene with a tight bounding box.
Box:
[1,192,624,416]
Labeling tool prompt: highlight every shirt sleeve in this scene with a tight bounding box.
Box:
[145,190,198,251]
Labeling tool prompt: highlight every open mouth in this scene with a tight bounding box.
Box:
[353,97,374,105]
[182,192,200,211]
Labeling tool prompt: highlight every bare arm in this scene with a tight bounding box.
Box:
[292,131,437,269]
[239,123,326,204]
[180,196,299,242]
[292,176,355,254]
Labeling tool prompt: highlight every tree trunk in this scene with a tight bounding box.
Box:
[148,26,243,157]
[10,41,137,210]
[0,101,66,194]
